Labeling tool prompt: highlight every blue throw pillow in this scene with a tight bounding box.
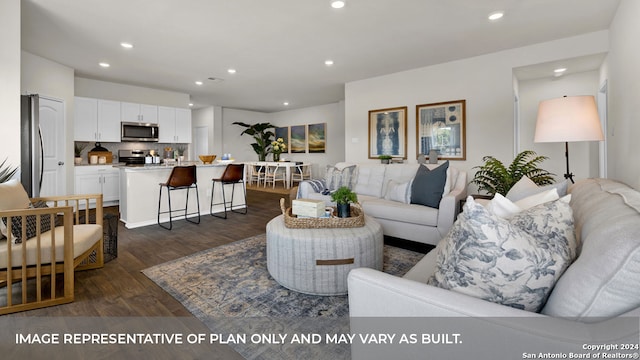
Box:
[410,161,449,208]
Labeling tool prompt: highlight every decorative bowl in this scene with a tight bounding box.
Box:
[199,155,217,164]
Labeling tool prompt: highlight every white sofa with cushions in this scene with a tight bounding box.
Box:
[347,178,640,358]
[296,162,467,245]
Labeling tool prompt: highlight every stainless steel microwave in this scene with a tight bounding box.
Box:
[121,122,159,142]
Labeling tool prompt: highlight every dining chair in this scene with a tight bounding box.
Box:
[291,162,312,184]
[157,165,200,230]
[248,162,266,186]
[264,162,286,188]
[210,163,247,219]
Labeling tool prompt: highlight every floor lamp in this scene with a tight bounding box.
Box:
[534,95,604,183]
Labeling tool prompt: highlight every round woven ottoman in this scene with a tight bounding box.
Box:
[266,214,383,296]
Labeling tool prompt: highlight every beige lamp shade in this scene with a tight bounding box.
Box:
[534,95,604,143]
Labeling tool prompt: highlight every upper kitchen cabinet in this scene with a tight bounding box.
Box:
[158,106,192,143]
[121,102,158,124]
[74,97,121,142]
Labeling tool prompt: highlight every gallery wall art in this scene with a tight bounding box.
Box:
[368,106,408,159]
[416,100,466,161]
[290,125,306,153]
[307,123,326,153]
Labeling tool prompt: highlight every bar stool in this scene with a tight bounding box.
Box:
[157,165,200,230]
[210,163,247,219]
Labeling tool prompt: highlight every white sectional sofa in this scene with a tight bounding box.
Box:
[347,178,640,359]
[297,162,467,245]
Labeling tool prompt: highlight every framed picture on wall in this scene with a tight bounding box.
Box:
[368,106,408,159]
[416,100,466,161]
[275,126,289,153]
[290,125,306,153]
[307,123,326,153]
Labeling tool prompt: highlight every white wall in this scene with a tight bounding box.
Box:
[0,0,21,169]
[21,51,75,193]
[608,0,640,189]
[344,31,609,191]
[518,71,601,182]
[75,77,190,108]
[267,102,345,178]
[221,108,270,162]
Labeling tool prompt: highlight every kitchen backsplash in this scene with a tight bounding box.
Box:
[75,141,190,164]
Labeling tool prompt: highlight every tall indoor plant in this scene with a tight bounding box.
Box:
[471,150,555,196]
[0,158,18,183]
[233,122,276,161]
[331,186,358,218]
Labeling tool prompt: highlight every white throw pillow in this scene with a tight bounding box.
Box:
[428,195,577,312]
[384,180,412,204]
[0,179,32,238]
[507,176,569,202]
[487,189,560,219]
[324,165,357,191]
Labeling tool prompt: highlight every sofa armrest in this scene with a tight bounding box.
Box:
[348,268,639,350]
[436,171,467,235]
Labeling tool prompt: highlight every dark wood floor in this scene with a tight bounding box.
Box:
[9,189,289,317]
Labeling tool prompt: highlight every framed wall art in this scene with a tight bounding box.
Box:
[307,123,326,153]
[274,126,290,153]
[368,106,407,159]
[416,100,466,161]
[290,125,307,153]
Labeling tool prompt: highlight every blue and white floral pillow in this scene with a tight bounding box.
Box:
[427,195,577,312]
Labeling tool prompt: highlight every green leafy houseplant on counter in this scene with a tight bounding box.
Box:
[232,122,276,161]
[378,155,392,164]
[471,150,555,196]
[331,186,358,218]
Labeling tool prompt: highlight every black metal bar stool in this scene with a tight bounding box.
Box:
[158,165,200,230]
[210,163,247,219]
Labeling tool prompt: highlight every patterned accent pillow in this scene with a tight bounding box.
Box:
[384,179,412,204]
[324,165,357,191]
[2,201,53,244]
[427,195,577,312]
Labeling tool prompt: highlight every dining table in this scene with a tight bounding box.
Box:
[250,161,301,189]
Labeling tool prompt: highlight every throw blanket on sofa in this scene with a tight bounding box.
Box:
[297,179,327,198]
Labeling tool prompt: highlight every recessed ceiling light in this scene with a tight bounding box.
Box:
[99,62,110,68]
[325,60,334,66]
[188,103,193,107]
[120,42,133,49]
[331,0,345,9]
[195,81,203,85]
[488,11,504,21]
[554,68,567,73]
[283,102,289,106]
[227,69,237,74]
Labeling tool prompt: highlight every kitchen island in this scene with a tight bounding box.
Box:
[118,162,245,229]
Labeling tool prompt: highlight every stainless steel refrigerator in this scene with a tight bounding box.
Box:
[20,94,42,198]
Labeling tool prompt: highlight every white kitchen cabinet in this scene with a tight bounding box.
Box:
[74,97,121,142]
[122,102,158,124]
[75,165,120,206]
[158,106,192,143]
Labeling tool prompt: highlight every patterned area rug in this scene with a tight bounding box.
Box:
[143,234,424,359]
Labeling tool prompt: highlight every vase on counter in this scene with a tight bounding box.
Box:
[273,153,280,162]
[74,157,82,165]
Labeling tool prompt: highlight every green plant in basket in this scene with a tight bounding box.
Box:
[331,186,358,218]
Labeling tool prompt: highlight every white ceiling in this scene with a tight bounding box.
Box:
[21,0,620,113]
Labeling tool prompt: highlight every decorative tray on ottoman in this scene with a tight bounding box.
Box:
[279,198,365,229]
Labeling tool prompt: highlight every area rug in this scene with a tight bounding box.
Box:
[143,234,424,360]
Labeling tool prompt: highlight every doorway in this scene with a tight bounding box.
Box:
[39,96,66,197]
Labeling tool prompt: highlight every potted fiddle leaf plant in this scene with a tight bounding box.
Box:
[331,186,358,218]
[471,150,555,196]
[232,121,276,161]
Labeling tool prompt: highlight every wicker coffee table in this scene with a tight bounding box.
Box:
[266,214,383,295]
